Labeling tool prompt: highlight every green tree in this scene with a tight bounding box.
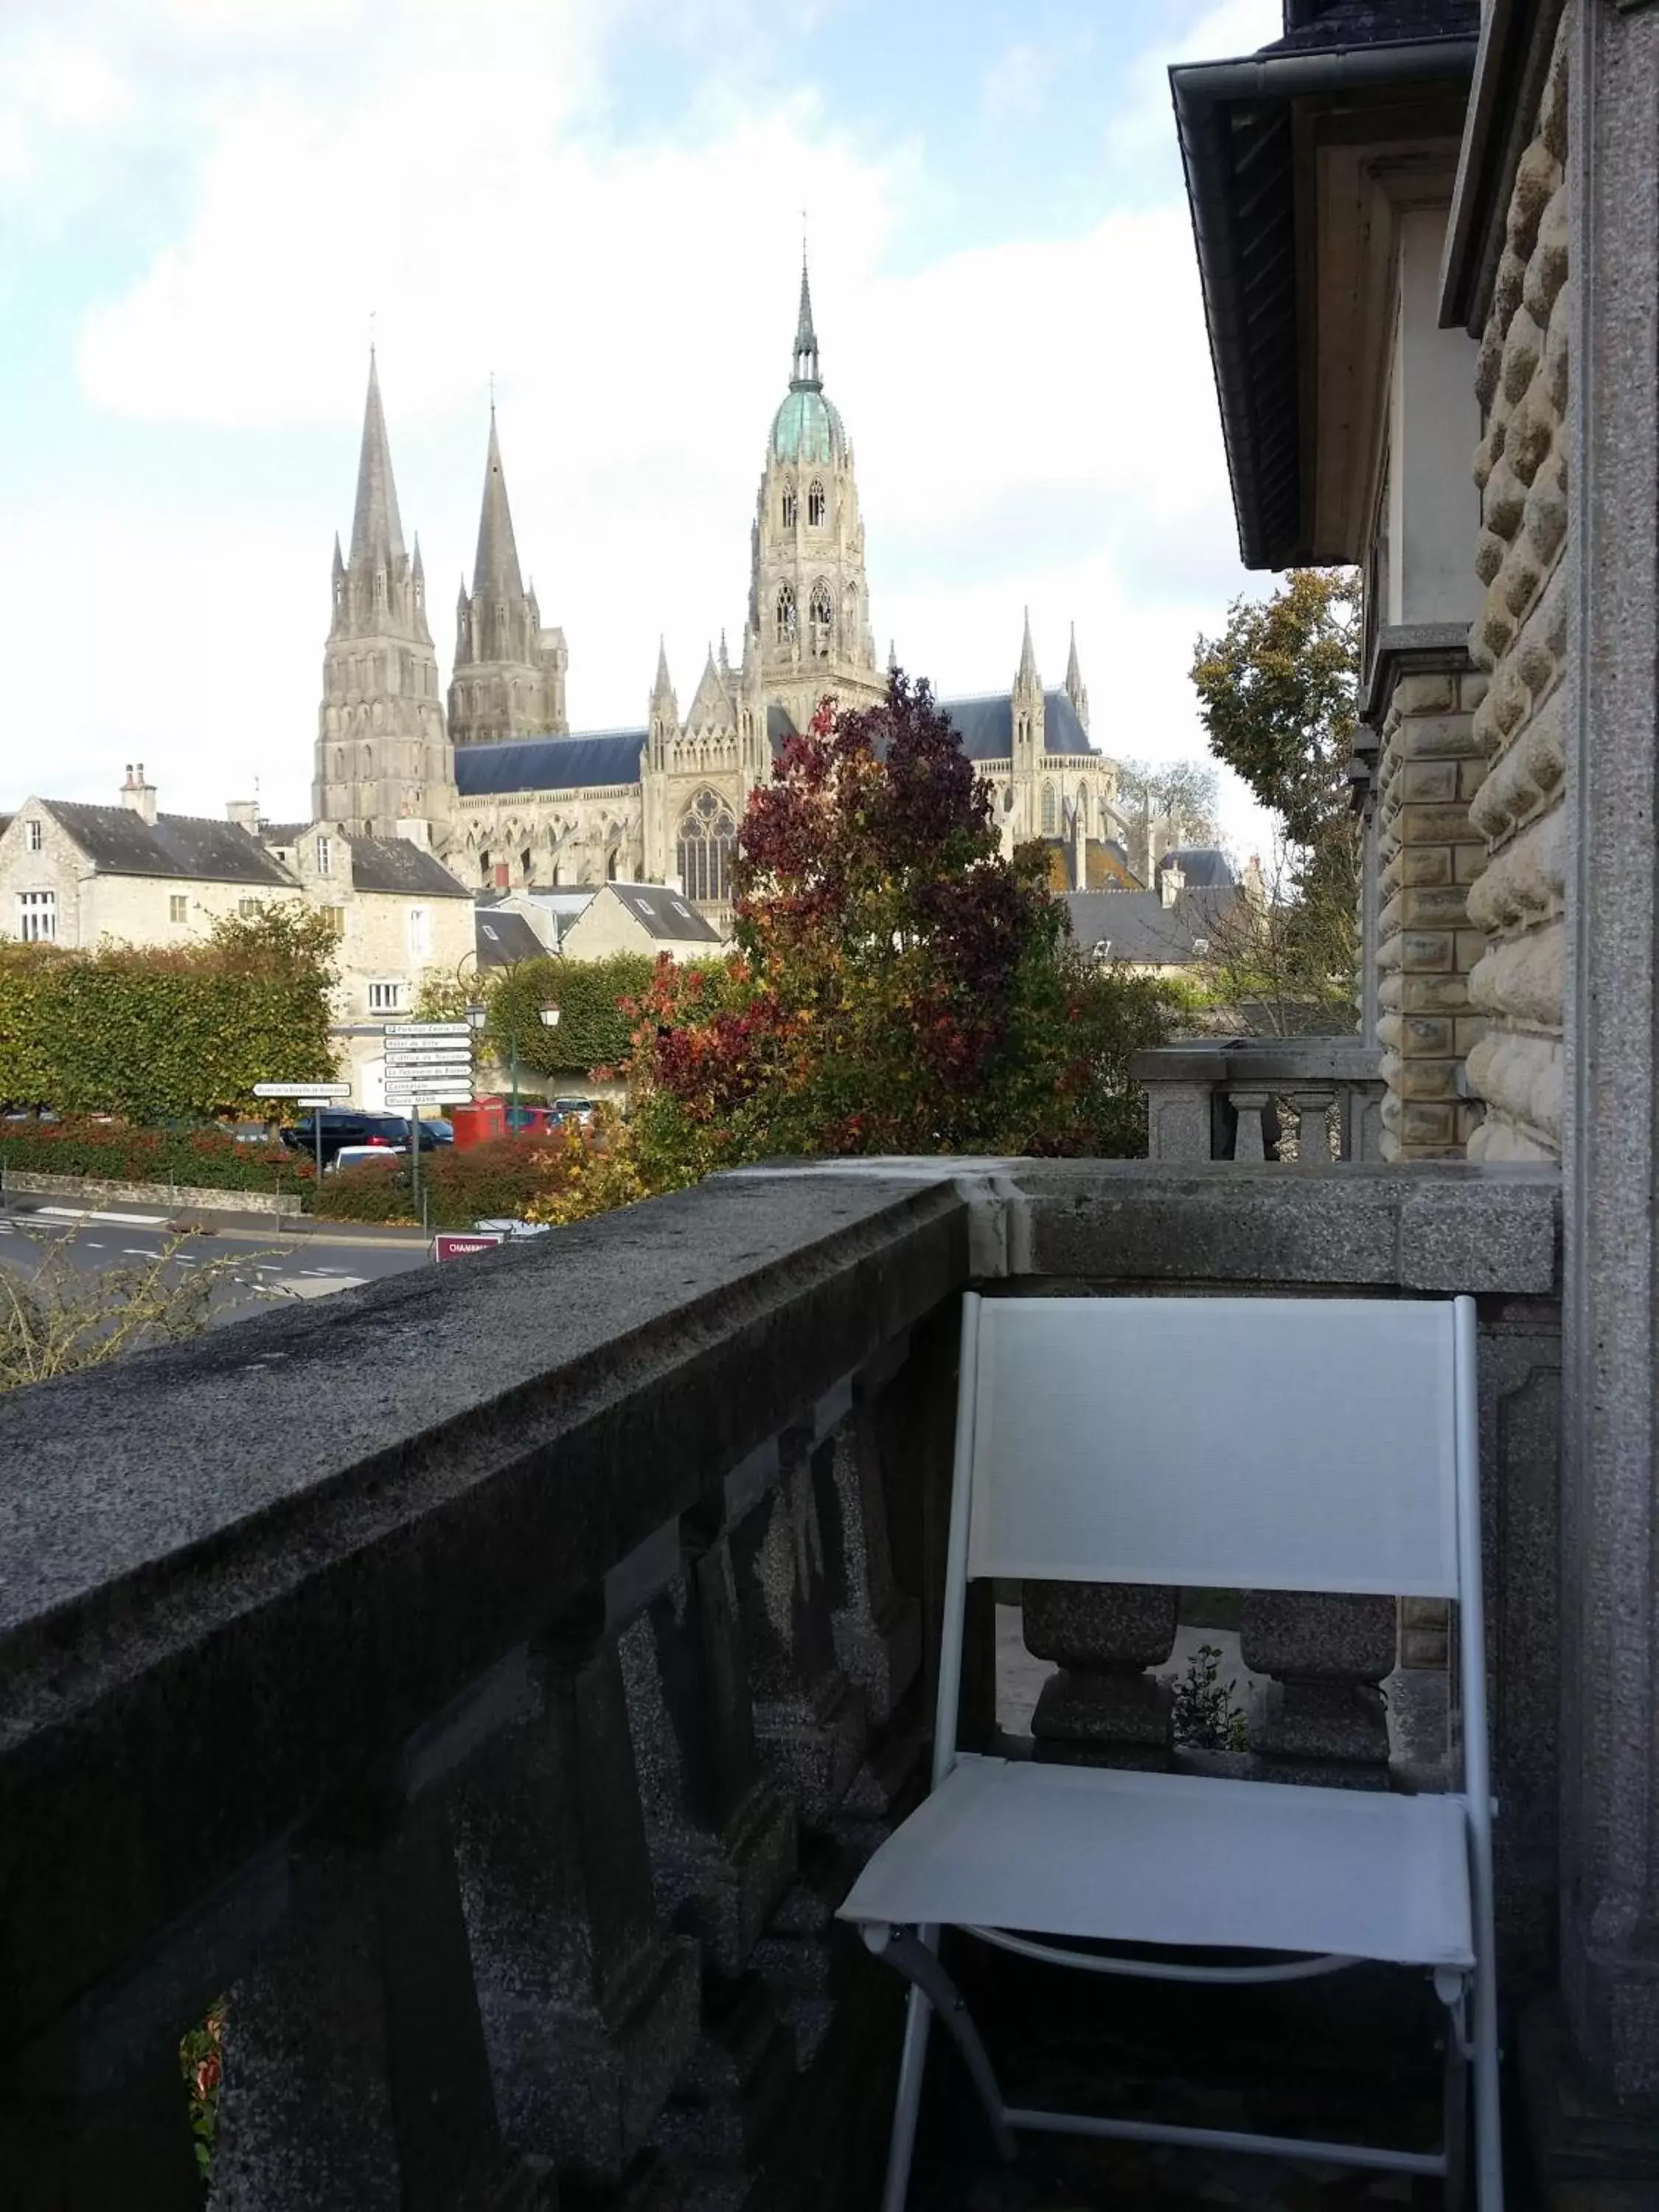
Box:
[1190,569,1360,1020]
[1115,758,1222,849]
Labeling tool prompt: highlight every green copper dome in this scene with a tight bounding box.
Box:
[771,383,846,465]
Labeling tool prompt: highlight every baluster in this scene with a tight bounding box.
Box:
[618,1513,797,2188]
[1240,1591,1396,1788]
[1228,1088,1271,1163]
[1289,1088,1338,1165]
[727,1429,867,1832]
[1023,1581,1178,1770]
[450,1615,700,2189]
[210,1795,552,2210]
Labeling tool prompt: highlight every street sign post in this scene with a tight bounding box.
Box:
[384,1024,478,1225]
[254,1081,349,1181]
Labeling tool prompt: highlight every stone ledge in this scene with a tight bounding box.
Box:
[0,1171,970,2051]
[1009,1159,1559,1293]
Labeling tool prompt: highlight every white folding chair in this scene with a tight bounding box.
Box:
[838,1292,1500,2210]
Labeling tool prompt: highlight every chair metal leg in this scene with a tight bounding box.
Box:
[881,1984,933,2212]
[866,1922,1018,2196]
[1472,1953,1503,2212]
[1441,1991,1470,2212]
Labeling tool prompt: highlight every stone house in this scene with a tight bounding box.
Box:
[1173,0,1659,2187]
[0,768,297,951]
[0,764,474,1107]
[557,882,726,964]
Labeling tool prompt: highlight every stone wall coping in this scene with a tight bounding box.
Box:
[1130,1038,1384,1083]
[0,1169,972,2049]
[1,1169,289,1217]
[1362,620,1477,722]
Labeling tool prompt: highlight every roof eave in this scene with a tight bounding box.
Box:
[1172,35,1479,572]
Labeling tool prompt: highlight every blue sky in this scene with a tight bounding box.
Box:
[0,0,1282,846]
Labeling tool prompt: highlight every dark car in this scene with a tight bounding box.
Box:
[280,1110,443,1169]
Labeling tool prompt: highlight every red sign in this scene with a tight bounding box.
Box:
[431,1231,507,1263]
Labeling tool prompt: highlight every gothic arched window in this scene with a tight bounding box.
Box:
[809,580,833,658]
[782,486,797,529]
[1041,782,1058,835]
[676,789,737,905]
[776,583,797,648]
[807,480,826,526]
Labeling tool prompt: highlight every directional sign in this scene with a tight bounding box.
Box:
[386,1085,476,1103]
[384,1022,473,1038]
[254,1081,350,1099]
[383,1047,474,1065]
[432,1231,505,1263]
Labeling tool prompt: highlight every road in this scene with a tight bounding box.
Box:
[0,1201,433,1328]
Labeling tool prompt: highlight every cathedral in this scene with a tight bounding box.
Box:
[311,262,1130,917]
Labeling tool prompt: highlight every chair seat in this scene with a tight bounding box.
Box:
[839,1756,1475,1970]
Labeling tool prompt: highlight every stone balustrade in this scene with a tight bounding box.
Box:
[1132,1038,1387,1164]
[0,1159,1561,2208]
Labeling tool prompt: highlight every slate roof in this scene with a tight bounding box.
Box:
[599,884,723,944]
[453,733,647,797]
[348,837,470,898]
[1267,0,1478,51]
[42,804,298,887]
[1156,846,1237,889]
[939,689,1095,761]
[0,817,12,841]
[474,908,549,966]
[1064,888,1241,966]
[260,822,310,846]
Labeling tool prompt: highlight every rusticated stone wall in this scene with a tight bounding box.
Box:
[1464,18,1571,1163]
[1374,666,1489,1158]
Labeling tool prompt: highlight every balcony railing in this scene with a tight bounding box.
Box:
[1133,1039,1387,1164]
[0,1159,1559,2208]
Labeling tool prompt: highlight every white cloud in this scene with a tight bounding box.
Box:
[1106,0,1284,169]
[0,0,1279,857]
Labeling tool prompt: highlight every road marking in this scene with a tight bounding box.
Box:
[122,1248,155,1257]
[35,1207,171,1227]
[84,1241,105,1248]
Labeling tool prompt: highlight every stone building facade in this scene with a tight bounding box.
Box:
[1180,0,1659,2188]
[308,265,1126,920]
[0,765,473,1105]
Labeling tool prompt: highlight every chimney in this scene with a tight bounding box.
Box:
[1160,860,1185,910]
[121,763,157,827]
[226,800,260,832]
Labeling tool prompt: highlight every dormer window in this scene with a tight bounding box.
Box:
[26,819,41,852]
[807,480,826,526]
[316,835,333,877]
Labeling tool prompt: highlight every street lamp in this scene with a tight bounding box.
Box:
[505,1004,560,1129]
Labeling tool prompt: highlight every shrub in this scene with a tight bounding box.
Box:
[0,907,338,1123]
[0,1116,312,1200]
[309,1135,585,1230]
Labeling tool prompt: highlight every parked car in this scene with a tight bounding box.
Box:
[552,1097,597,1125]
[327,1144,407,1175]
[425,1119,455,1145]
[280,1110,442,1169]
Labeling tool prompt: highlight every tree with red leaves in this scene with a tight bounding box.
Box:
[624,673,1169,1182]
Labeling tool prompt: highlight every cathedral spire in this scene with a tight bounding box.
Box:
[471,404,526,605]
[791,254,821,391]
[349,349,406,569]
[1017,606,1040,692]
[1064,619,1090,734]
[653,636,674,701]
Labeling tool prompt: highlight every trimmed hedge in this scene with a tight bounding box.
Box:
[0,911,338,1123]
[0,1118,313,1199]
[310,1138,557,1228]
[488,954,653,1078]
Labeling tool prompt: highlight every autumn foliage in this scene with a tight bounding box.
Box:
[622,674,1169,1183]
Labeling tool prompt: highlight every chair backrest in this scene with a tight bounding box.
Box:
[964,1295,1464,1599]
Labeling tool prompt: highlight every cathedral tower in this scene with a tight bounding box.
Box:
[749,258,884,734]
[313,354,451,844]
[448,406,569,746]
